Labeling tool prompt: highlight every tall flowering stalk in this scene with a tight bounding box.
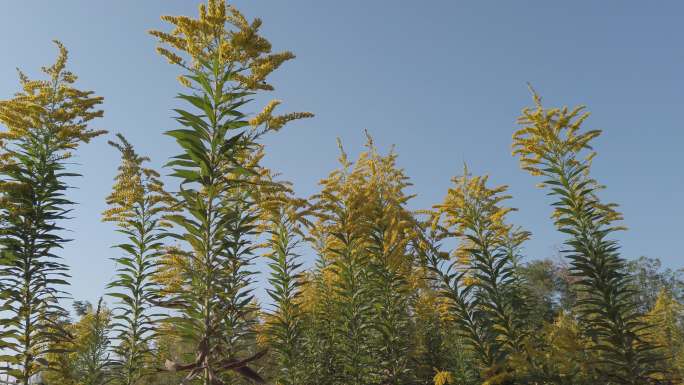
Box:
[102,134,174,385]
[308,136,419,385]
[512,91,663,383]
[149,1,312,384]
[356,136,416,385]
[75,299,114,385]
[646,289,684,381]
[428,168,530,382]
[0,41,104,384]
[257,181,311,385]
[42,299,114,385]
[310,142,375,385]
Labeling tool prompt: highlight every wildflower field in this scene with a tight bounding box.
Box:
[0,1,681,385]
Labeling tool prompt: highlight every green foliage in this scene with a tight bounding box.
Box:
[297,259,341,385]
[367,257,413,384]
[423,232,498,374]
[411,283,479,385]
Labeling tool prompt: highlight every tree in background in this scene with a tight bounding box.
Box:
[0,41,105,384]
[626,256,684,313]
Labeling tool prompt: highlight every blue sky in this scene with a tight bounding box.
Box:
[1,1,682,306]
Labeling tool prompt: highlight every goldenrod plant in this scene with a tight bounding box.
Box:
[513,90,665,383]
[411,281,478,385]
[360,140,416,385]
[0,42,105,384]
[43,299,114,385]
[103,135,174,385]
[305,136,424,385]
[646,289,684,382]
[435,169,530,353]
[297,251,341,385]
[425,168,530,383]
[421,227,497,374]
[75,299,114,385]
[148,1,311,384]
[258,185,310,385]
[309,141,376,385]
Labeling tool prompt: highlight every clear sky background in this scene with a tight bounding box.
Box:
[1,1,682,307]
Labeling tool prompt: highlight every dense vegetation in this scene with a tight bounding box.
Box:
[0,1,681,384]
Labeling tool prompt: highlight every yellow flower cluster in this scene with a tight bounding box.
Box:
[513,91,624,226]
[154,246,191,296]
[101,134,175,227]
[297,265,346,317]
[0,41,105,156]
[312,133,417,271]
[512,90,600,177]
[151,0,314,140]
[249,99,315,132]
[433,167,515,247]
[433,370,454,385]
[150,0,293,92]
[432,167,530,292]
